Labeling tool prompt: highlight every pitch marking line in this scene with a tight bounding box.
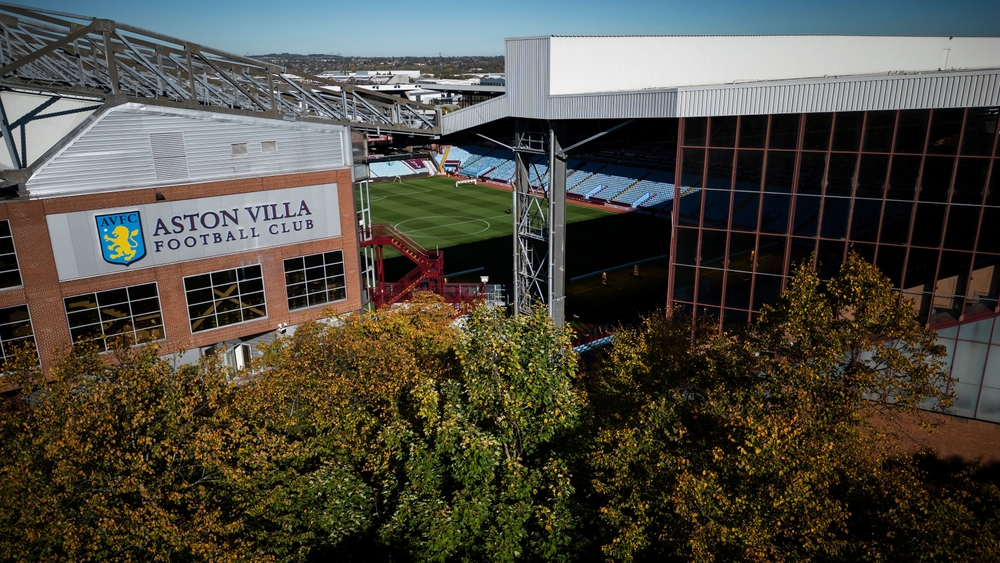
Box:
[394,214,510,239]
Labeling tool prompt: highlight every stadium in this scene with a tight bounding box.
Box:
[0,2,1000,442]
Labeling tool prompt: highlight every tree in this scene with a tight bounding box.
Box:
[0,342,255,562]
[588,253,997,562]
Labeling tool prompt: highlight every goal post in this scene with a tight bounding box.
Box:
[392,175,402,184]
[455,179,477,188]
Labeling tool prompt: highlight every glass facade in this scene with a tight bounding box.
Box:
[0,304,35,367]
[64,283,165,350]
[670,107,1000,420]
[284,250,347,310]
[184,265,266,332]
[0,220,21,289]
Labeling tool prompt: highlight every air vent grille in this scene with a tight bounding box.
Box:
[149,132,190,182]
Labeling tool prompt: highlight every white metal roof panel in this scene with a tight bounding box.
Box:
[26,103,349,198]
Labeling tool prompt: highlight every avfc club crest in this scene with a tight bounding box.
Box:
[96,211,147,266]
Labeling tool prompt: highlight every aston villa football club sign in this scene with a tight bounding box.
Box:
[96,211,147,266]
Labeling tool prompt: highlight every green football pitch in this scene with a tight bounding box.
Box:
[361,176,671,328]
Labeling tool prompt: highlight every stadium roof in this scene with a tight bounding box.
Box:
[0,2,439,135]
[442,35,1000,134]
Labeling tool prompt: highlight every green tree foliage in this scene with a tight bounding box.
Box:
[2,257,998,562]
[0,343,253,562]
[588,253,998,562]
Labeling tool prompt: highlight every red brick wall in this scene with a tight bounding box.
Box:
[0,168,360,380]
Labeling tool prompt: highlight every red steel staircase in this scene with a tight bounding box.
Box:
[359,224,444,308]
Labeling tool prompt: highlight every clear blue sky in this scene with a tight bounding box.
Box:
[9,0,1000,57]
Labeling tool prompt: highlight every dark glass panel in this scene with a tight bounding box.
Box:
[895,109,930,154]
[820,197,851,239]
[792,195,820,237]
[764,151,795,193]
[933,252,973,323]
[706,149,734,189]
[0,255,18,272]
[756,236,786,275]
[739,115,768,148]
[0,238,15,255]
[910,203,946,247]
[699,229,727,266]
[185,288,214,305]
[760,194,791,234]
[100,304,130,324]
[0,270,20,288]
[927,108,964,155]
[988,159,1000,206]
[215,297,240,313]
[673,265,696,302]
[678,190,704,227]
[697,268,724,306]
[70,324,102,344]
[188,303,214,321]
[283,256,304,271]
[803,113,833,151]
[242,292,266,307]
[218,310,241,325]
[684,117,707,146]
[797,152,826,195]
[211,269,237,285]
[849,199,883,242]
[752,274,784,310]
[857,154,889,198]
[961,107,999,156]
[243,306,266,321]
[979,207,1000,254]
[832,112,864,152]
[728,232,757,272]
[817,240,846,280]
[96,288,128,306]
[735,150,764,190]
[769,114,799,149]
[308,292,327,307]
[850,242,877,264]
[305,266,325,282]
[326,263,344,276]
[879,201,913,245]
[725,270,752,310]
[67,309,100,328]
[723,309,751,333]
[330,286,347,301]
[863,111,896,153]
[286,283,306,299]
[967,255,1000,313]
[695,306,720,326]
[789,237,816,270]
[918,156,955,203]
[0,221,10,237]
[952,158,990,205]
[238,265,262,280]
[127,283,157,301]
[676,228,698,265]
[730,191,759,231]
[904,247,940,290]
[303,254,324,269]
[875,246,906,287]
[887,155,921,200]
[710,116,737,147]
[702,190,731,229]
[191,315,217,332]
[681,148,705,190]
[285,271,305,285]
[324,250,344,263]
[64,294,96,312]
[240,278,264,294]
[944,205,980,250]
[825,153,857,197]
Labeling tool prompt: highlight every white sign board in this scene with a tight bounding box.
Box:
[47,184,342,281]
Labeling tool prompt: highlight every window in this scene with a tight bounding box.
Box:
[185,265,266,332]
[0,220,20,289]
[261,140,278,154]
[231,142,248,156]
[284,250,347,310]
[0,304,35,367]
[64,283,164,350]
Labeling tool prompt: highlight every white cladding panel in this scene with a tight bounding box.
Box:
[548,36,1000,95]
[27,103,348,197]
[0,92,100,169]
[46,184,342,281]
